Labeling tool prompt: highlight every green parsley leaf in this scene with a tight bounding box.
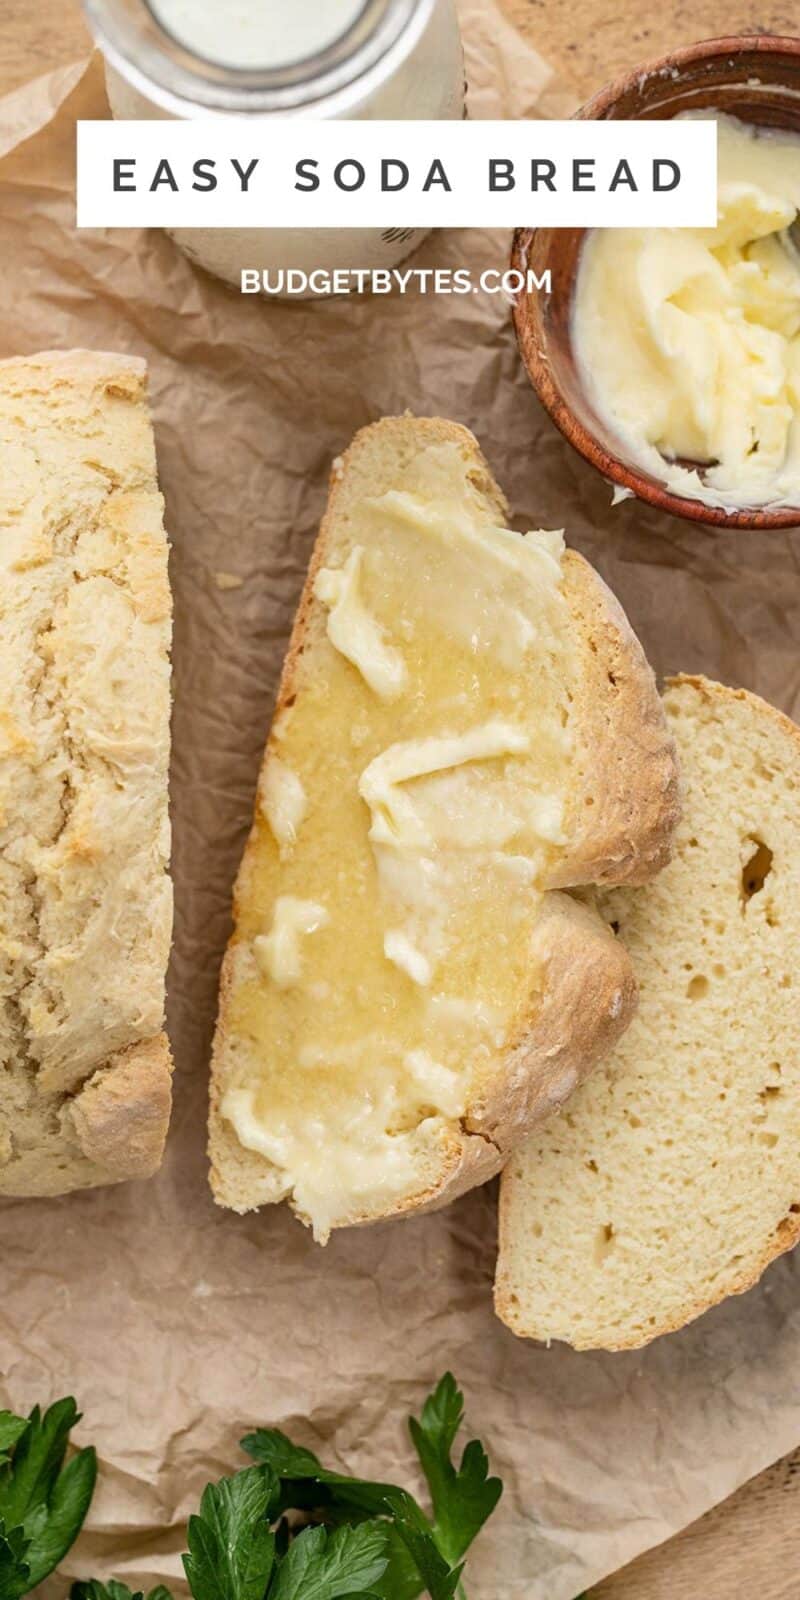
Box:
[70,1581,175,1600]
[239,1433,435,1599]
[239,1431,399,1521]
[362,1495,447,1600]
[388,1505,463,1600]
[408,1375,502,1569]
[0,1420,27,1473]
[0,1519,31,1599]
[368,1526,430,1600]
[0,1398,96,1595]
[269,1522,389,1600]
[22,1443,97,1588]
[182,1465,277,1600]
[240,1433,323,1479]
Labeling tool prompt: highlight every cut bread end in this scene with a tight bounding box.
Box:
[496,675,800,1349]
[0,1034,173,1198]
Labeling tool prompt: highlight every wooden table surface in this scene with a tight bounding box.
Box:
[3,1,799,1597]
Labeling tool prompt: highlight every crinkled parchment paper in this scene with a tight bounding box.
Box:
[1,7,800,1597]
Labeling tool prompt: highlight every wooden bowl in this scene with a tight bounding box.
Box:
[512,35,800,529]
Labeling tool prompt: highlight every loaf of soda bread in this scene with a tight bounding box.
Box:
[209,417,679,1239]
[0,350,173,1197]
[496,676,800,1349]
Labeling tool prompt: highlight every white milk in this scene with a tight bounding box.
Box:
[93,0,465,291]
[148,0,368,71]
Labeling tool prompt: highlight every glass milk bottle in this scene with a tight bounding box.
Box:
[82,0,465,289]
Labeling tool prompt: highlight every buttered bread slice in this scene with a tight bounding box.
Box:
[209,418,678,1238]
[496,677,800,1349]
[0,351,173,1197]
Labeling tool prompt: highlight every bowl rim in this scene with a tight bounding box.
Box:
[577,32,800,121]
[512,32,800,531]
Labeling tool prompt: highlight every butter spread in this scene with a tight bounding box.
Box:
[377,493,565,670]
[221,441,575,1238]
[359,723,531,848]
[222,1083,424,1241]
[404,1050,463,1117]
[259,756,307,855]
[574,113,800,509]
[384,929,432,986]
[253,896,328,988]
[315,546,408,699]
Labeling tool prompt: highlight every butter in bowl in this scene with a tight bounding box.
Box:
[512,35,800,529]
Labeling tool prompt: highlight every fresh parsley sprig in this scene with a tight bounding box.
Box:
[70,1375,500,1600]
[0,1397,96,1600]
[72,1479,391,1600]
[183,1467,279,1600]
[410,1373,502,1572]
[71,1584,174,1600]
[242,1372,502,1600]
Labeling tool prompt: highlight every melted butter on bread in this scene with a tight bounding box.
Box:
[253,896,328,988]
[259,755,307,856]
[315,546,408,700]
[219,440,576,1239]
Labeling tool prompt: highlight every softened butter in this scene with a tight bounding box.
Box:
[574,113,800,509]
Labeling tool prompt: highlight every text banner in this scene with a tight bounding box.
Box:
[77,117,717,229]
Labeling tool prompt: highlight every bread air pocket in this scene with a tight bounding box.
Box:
[208,417,679,1239]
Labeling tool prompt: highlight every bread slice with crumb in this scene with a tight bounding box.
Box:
[0,350,173,1197]
[496,675,800,1349]
[209,417,678,1239]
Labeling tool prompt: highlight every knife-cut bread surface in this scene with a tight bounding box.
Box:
[209,418,678,1239]
[496,676,800,1349]
[0,350,173,1197]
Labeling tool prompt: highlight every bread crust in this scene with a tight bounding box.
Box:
[0,1034,174,1199]
[547,556,680,889]
[0,350,173,1199]
[68,1034,174,1182]
[209,417,677,1228]
[495,674,800,1348]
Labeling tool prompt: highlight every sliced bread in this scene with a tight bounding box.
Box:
[209,417,679,1239]
[496,675,800,1349]
[0,350,173,1197]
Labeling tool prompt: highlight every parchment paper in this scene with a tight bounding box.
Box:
[1,8,800,1598]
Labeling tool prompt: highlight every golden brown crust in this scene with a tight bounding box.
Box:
[668,671,800,745]
[209,416,673,1229]
[69,1034,174,1183]
[545,555,681,890]
[467,894,637,1154]
[0,1036,174,1201]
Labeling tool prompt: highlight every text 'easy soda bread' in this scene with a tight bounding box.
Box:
[209,417,679,1239]
[0,351,173,1198]
[496,676,800,1349]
